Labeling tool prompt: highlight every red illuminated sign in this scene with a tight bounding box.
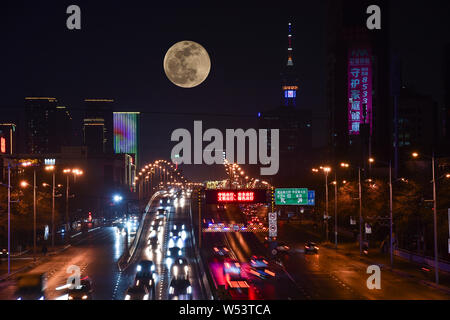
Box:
[206,189,266,204]
[218,191,254,202]
[0,137,5,154]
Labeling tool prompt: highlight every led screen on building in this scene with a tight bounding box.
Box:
[348,47,373,135]
[113,112,139,163]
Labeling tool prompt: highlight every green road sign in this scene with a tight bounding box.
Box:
[275,188,308,205]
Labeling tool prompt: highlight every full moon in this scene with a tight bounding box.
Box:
[163,41,211,88]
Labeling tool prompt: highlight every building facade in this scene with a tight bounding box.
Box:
[326,0,390,169]
[25,97,72,154]
[83,99,114,155]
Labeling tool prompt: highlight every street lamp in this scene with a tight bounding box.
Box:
[411,151,440,285]
[368,157,394,267]
[313,166,331,242]
[340,163,364,255]
[113,194,123,203]
[20,181,29,188]
[63,168,84,232]
[45,165,56,248]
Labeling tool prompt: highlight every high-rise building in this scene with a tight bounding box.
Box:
[258,22,312,185]
[25,97,72,154]
[326,0,390,168]
[83,99,114,155]
[281,22,299,107]
[56,105,73,150]
[113,112,140,167]
[0,123,16,155]
[444,43,450,153]
[397,87,438,157]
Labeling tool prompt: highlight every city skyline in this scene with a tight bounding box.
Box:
[0,1,450,305]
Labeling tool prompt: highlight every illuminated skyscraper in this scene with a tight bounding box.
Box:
[326,0,390,168]
[258,22,312,185]
[281,22,299,107]
[113,112,140,166]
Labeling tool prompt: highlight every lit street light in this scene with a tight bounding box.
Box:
[313,166,331,242]
[411,151,441,285]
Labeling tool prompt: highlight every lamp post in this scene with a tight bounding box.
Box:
[431,152,439,285]
[325,168,329,242]
[412,152,439,284]
[7,163,11,274]
[45,166,56,248]
[63,168,83,232]
[358,167,363,256]
[33,168,36,261]
[368,158,394,267]
[389,161,393,267]
[312,166,331,242]
[334,174,338,248]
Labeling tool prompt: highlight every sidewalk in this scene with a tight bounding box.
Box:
[275,220,450,295]
[324,241,450,294]
[0,244,71,282]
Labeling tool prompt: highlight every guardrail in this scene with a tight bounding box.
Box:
[394,248,450,273]
[118,191,162,271]
[189,201,215,300]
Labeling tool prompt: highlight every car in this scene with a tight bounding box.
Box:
[168,278,192,300]
[250,256,268,268]
[170,257,190,279]
[248,262,275,279]
[202,218,215,229]
[124,284,150,300]
[0,248,8,259]
[213,245,230,258]
[148,236,159,249]
[133,276,155,297]
[156,209,167,219]
[167,247,183,258]
[304,242,319,254]
[223,259,241,276]
[115,223,126,235]
[166,246,183,265]
[136,260,156,278]
[276,242,291,253]
[172,224,185,231]
[15,273,47,300]
[225,276,250,299]
[168,235,184,249]
[159,197,171,206]
[68,277,93,300]
[170,229,180,238]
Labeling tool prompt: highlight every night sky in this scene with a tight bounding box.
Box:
[1,1,449,181]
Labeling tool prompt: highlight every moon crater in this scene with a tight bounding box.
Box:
[164,41,211,88]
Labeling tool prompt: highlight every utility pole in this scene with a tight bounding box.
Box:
[7,163,11,275]
[33,169,36,261]
[432,152,439,285]
[334,171,338,249]
[52,170,55,248]
[198,190,202,249]
[66,174,70,231]
[358,167,363,255]
[325,171,329,242]
[389,161,393,267]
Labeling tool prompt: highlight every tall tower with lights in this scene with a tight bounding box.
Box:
[281,22,299,107]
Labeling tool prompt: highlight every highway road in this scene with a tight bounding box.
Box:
[0,226,127,300]
[1,189,449,300]
[115,191,205,300]
[201,203,450,300]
